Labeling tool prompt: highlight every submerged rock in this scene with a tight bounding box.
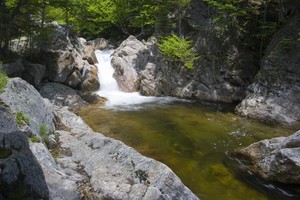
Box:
[234,130,300,184]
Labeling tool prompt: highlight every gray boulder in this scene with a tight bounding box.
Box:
[235,14,300,129]
[0,104,49,199]
[234,130,300,184]
[80,64,100,91]
[42,23,101,92]
[30,143,80,200]
[22,63,46,88]
[2,58,24,77]
[40,82,88,109]
[0,78,55,136]
[111,35,149,92]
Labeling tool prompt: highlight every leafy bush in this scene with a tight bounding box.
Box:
[16,111,30,126]
[0,63,8,93]
[157,34,199,69]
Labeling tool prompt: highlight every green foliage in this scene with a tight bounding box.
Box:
[39,123,50,145]
[29,135,40,143]
[16,111,30,126]
[0,63,8,93]
[281,37,293,50]
[157,34,199,69]
[203,0,254,36]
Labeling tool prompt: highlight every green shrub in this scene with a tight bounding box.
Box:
[39,123,50,145]
[157,34,199,69]
[29,135,40,143]
[16,111,30,126]
[0,63,8,93]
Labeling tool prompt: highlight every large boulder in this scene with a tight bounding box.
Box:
[0,103,49,200]
[2,58,24,77]
[111,35,149,92]
[22,63,46,88]
[40,82,88,109]
[235,14,300,129]
[0,78,55,136]
[234,130,300,184]
[53,106,199,200]
[41,22,102,92]
[0,78,80,200]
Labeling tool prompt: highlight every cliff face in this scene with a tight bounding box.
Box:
[235,14,300,129]
[111,1,300,128]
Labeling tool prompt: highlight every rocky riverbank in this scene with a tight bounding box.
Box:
[0,78,198,199]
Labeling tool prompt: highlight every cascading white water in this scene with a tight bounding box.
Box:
[95,50,176,109]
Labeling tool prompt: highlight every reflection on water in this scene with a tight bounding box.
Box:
[79,101,297,200]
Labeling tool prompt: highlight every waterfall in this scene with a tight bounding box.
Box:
[95,50,171,109]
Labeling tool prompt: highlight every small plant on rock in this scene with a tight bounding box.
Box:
[16,111,30,126]
[0,63,8,93]
[39,123,50,146]
[29,135,40,143]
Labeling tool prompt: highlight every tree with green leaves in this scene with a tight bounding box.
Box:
[157,34,199,69]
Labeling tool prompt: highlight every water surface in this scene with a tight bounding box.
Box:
[79,101,297,200]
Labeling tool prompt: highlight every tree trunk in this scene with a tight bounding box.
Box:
[41,0,46,28]
[178,9,182,37]
[259,1,268,59]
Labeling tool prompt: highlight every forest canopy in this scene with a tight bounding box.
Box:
[0,0,298,61]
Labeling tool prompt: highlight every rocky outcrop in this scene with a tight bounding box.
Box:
[234,130,300,184]
[41,22,107,91]
[0,78,55,136]
[40,82,88,109]
[111,30,258,103]
[111,35,149,92]
[0,78,79,199]
[0,104,49,200]
[235,14,300,129]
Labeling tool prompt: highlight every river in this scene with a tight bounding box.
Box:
[78,50,298,200]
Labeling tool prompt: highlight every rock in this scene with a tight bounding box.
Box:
[111,35,149,92]
[234,130,300,184]
[40,82,88,109]
[2,58,24,77]
[0,78,55,136]
[65,69,82,88]
[22,63,46,88]
[112,28,257,102]
[80,64,100,91]
[0,103,19,133]
[54,107,199,200]
[41,23,101,92]
[78,91,102,104]
[30,142,80,200]
[83,38,109,64]
[235,14,300,129]
[140,63,160,96]
[0,104,49,199]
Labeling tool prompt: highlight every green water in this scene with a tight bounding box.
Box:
[79,101,297,200]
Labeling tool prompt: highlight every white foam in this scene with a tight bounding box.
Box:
[95,50,182,110]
